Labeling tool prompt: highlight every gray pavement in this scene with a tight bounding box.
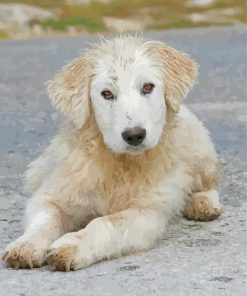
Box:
[0,25,247,296]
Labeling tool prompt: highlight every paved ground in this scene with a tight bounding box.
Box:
[0,25,246,296]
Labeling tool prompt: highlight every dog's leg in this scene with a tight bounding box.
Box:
[46,208,166,271]
[2,198,71,268]
[46,168,191,271]
[184,189,223,221]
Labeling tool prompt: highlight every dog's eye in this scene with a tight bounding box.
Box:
[142,83,155,95]
[101,90,114,100]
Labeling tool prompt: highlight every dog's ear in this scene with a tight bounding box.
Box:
[47,54,92,128]
[145,41,198,112]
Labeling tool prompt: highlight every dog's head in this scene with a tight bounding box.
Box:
[47,35,198,154]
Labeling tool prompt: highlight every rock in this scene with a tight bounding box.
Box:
[65,0,111,4]
[67,26,78,36]
[103,17,146,32]
[188,7,242,24]
[187,0,215,7]
[0,3,55,31]
[189,13,209,23]
[32,24,45,37]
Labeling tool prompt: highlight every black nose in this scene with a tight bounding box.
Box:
[122,127,146,146]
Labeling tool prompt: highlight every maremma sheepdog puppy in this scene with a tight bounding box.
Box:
[3,34,223,271]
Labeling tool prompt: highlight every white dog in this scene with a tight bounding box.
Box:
[3,34,223,271]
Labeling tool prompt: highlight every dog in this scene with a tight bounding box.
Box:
[2,34,223,271]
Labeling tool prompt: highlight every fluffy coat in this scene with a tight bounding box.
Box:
[3,35,222,271]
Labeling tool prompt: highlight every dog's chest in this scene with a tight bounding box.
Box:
[92,162,158,214]
[55,146,169,219]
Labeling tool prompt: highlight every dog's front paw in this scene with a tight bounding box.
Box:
[47,233,93,271]
[2,240,47,269]
[184,194,223,221]
[47,245,79,271]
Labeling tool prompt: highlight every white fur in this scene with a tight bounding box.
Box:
[2,35,222,271]
[90,44,166,154]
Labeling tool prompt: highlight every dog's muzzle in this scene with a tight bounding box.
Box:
[122,127,146,146]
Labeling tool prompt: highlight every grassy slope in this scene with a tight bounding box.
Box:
[0,0,246,36]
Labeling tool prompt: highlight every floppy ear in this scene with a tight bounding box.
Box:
[47,54,92,128]
[145,41,198,112]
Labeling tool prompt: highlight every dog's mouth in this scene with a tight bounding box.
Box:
[126,145,145,155]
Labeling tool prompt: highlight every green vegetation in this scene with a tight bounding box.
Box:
[0,0,246,38]
[41,16,104,32]
[0,0,64,9]
[0,30,8,39]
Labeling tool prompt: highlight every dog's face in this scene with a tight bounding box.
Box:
[47,35,198,155]
[90,49,166,154]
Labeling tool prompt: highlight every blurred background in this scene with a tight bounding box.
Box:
[0,0,246,40]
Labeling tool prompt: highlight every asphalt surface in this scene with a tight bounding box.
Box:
[0,25,246,296]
